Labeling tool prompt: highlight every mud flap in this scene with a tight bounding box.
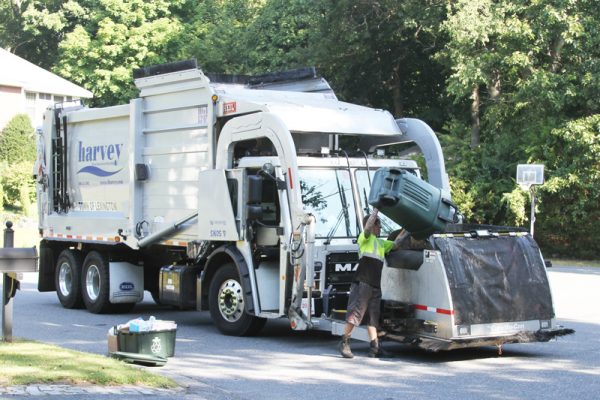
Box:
[38,241,56,292]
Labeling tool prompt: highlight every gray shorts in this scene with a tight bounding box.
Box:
[346,281,382,328]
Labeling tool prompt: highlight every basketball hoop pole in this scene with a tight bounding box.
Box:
[517,164,544,238]
[530,186,536,237]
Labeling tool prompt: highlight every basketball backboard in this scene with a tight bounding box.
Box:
[517,164,544,187]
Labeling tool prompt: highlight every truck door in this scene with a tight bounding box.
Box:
[197,169,240,242]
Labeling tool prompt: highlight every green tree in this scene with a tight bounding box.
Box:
[242,0,318,73]
[179,0,320,74]
[532,115,600,259]
[439,0,600,257]
[56,0,187,106]
[179,0,265,74]
[0,0,87,69]
[0,161,36,213]
[0,114,35,163]
[2,0,597,257]
[0,114,36,213]
[310,0,448,128]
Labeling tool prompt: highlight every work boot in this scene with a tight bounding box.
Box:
[368,339,386,358]
[338,335,354,359]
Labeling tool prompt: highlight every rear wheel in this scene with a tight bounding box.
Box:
[55,249,84,309]
[81,251,135,314]
[209,263,266,336]
[81,251,111,313]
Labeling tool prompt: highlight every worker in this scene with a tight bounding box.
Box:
[339,208,409,358]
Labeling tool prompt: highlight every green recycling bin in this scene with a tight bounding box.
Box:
[117,329,176,359]
[368,167,459,239]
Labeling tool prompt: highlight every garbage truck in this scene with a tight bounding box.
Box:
[35,60,572,350]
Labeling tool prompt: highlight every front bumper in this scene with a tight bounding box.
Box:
[382,326,575,351]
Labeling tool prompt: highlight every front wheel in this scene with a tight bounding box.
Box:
[209,263,266,336]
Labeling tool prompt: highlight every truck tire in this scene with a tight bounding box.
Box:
[81,251,135,314]
[81,251,112,314]
[209,263,266,336]
[55,249,84,309]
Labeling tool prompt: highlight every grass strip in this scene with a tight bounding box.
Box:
[550,259,600,268]
[0,339,177,388]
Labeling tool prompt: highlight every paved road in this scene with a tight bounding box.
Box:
[3,265,600,399]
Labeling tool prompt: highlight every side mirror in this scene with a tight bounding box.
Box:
[259,163,286,190]
[260,163,276,178]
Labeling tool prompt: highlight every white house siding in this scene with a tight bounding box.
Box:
[0,48,92,131]
[0,85,23,129]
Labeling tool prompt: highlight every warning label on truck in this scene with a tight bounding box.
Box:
[223,102,237,115]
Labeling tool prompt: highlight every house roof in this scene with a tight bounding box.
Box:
[0,48,93,98]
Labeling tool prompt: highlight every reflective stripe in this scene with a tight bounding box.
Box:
[359,235,386,261]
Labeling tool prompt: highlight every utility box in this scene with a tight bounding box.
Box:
[159,265,198,309]
[0,248,38,273]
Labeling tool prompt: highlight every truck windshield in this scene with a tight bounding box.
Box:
[299,169,360,239]
[355,169,401,237]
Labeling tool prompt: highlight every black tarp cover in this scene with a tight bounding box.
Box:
[434,233,554,325]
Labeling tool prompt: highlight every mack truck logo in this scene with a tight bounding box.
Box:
[335,263,359,272]
[76,141,124,177]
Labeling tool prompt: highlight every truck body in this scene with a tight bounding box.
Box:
[36,60,570,349]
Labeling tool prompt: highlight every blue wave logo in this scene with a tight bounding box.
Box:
[77,166,123,177]
[119,282,135,291]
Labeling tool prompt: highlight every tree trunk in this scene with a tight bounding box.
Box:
[550,36,565,73]
[392,65,403,117]
[393,85,403,117]
[470,86,480,149]
[488,71,501,102]
[10,0,24,17]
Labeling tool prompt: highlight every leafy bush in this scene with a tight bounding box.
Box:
[0,114,36,163]
[0,161,36,214]
[532,115,600,259]
[0,114,36,214]
[497,115,600,258]
[501,188,528,227]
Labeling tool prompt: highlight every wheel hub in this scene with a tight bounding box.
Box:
[58,262,72,296]
[85,264,101,302]
[218,279,244,322]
